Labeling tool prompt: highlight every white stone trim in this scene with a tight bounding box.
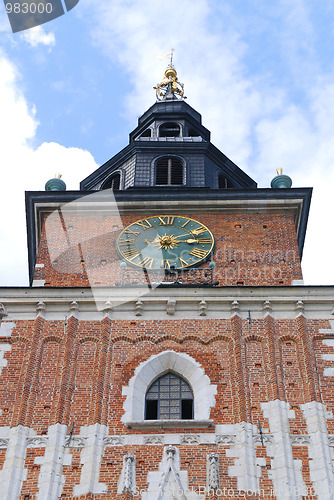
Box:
[126,419,213,429]
[0,426,32,499]
[227,422,264,493]
[35,424,71,500]
[0,323,15,338]
[142,445,204,500]
[322,338,334,377]
[73,423,108,496]
[121,350,217,425]
[117,453,136,494]
[261,400,306,500]
[207,453,219,490]
[32,280,46,287]
[2,286,334,321]
[0,344,11,374]
[301,401,334,499]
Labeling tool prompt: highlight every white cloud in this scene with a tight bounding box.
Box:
[1,0,333,287]
[81,0,334,285]
[20,26,55,48]
[0,48,97,286]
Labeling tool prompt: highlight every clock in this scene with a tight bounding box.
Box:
[116,215,215,270]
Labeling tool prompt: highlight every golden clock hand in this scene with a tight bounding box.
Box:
[144,238,159,245]
[173,234,195,240]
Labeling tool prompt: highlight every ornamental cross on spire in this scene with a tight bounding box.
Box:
[154,50,186,101]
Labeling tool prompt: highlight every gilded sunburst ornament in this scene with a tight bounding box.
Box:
[154,233,180,250]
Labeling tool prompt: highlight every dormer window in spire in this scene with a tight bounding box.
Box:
[218,174,233,189]
[159,122,181,138]
[156,157,185,186]
[101,172,121,191]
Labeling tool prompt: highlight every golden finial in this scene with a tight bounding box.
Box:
[276,168,283,175]
[153,49,186,101]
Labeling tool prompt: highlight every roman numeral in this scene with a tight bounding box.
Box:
[158,216,175,225]
[118,238,135,246]
[190,248,207,259]
[137,256,155,269]
[135,219,152,229]
[124,229,140,236]
[197,238,212,244]
[191,225,207,235]
[181,219,191,228]
[122,248,139,258]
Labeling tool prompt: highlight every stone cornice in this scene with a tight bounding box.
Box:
[1,285,333,321]
[25,187,312,285]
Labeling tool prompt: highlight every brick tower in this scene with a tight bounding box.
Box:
[0,61,334,500]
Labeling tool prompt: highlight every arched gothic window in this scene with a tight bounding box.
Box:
[102,173,121,191]
[145,372,193,420]
[156,157,184,185]
[159,122,180,138]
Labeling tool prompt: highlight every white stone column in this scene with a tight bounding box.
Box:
[35,424,72,499]
[301,401,334,499]
[261,400,306,500]
[0,425,31,499]
[227,422,264,492]
[73,423,108,496]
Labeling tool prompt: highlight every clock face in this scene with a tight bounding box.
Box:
[116,215,215,270]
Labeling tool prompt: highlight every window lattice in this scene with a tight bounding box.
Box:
[145,373,193,420]
[156,158,184,185]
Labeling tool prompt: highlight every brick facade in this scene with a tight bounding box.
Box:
[0,290,334,499]
[32,210,302,288]
[1,97,333,499]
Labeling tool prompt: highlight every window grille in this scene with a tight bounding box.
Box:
[145,373,193,420]
[156,158,184,185]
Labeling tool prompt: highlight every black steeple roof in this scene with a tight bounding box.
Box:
[80,98,257,191]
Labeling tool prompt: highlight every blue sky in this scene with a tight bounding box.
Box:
[0,0,334,286]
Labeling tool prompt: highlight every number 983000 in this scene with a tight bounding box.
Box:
[5,2,53,14]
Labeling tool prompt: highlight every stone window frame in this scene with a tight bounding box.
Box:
[122,350,217,429]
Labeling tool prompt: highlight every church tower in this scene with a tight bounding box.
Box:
[0,61,334,499]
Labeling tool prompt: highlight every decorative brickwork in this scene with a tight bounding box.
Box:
[2,95,331,498]
[0,297,333,498]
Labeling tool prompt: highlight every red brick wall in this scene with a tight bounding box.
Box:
[33,211,302,286]
[0,315,332,498]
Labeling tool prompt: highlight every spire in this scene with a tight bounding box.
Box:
[154,50,186,101]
